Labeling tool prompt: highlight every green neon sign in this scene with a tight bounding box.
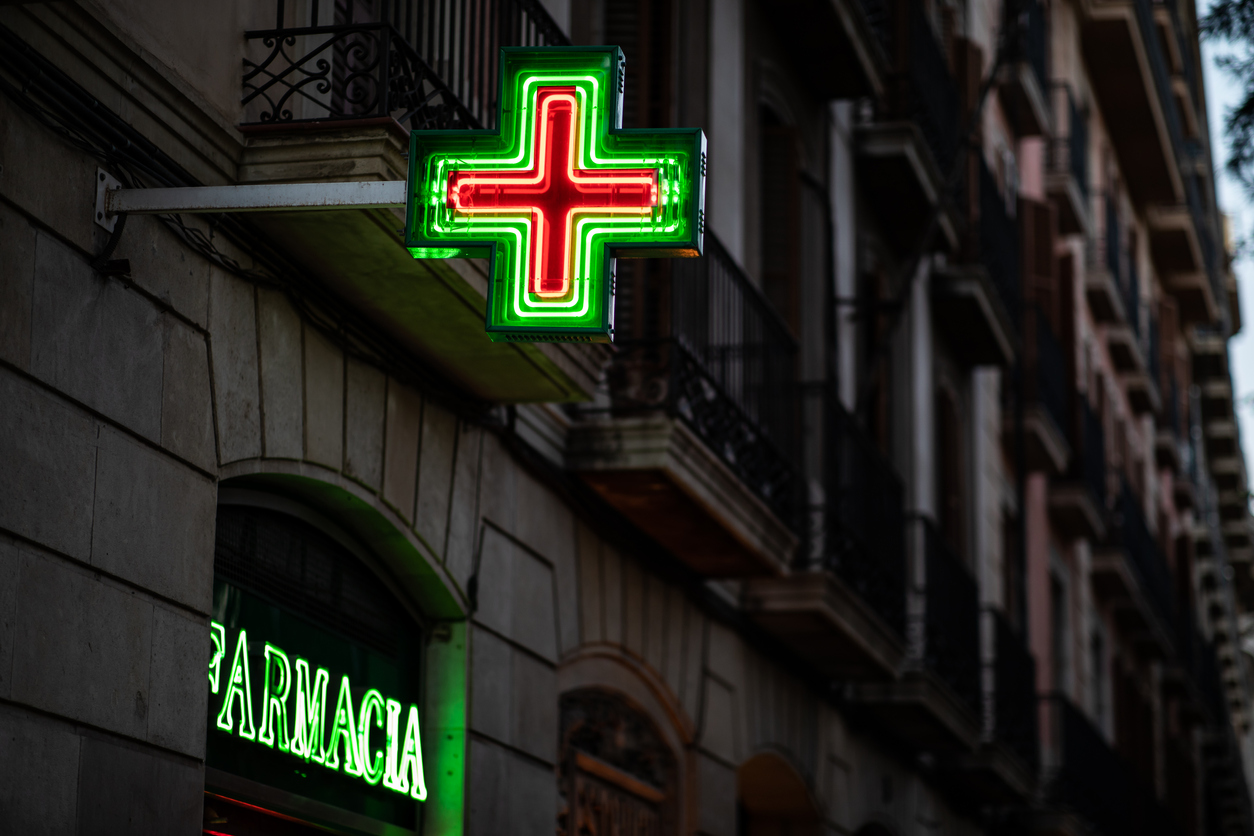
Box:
[404,47,707,343]
[209,620,428,801]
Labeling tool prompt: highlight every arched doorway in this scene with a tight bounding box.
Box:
[559,689,678,836]
[737,753,821,836]
[204,494,433,834]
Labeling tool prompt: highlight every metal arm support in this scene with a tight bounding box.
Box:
[94,171,405,231]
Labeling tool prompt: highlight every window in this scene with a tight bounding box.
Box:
[1050,571,1070,695]
[560,690,677,836]
[935,386,966,561]
[759,105,801,332]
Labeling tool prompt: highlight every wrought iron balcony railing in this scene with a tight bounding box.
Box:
[606,235,798,519]
[242,0,568,131]
[801,386,908,638]
[991,609,1040,771]
[1044,695,1182,836]
[899,2,961,176]
[978,154,1023,326]
[1103,190,1122,283]
[1048,83,1089,203]
[1126,254,1142,341]
[1113,479,1176,634]
[921,518,982,717]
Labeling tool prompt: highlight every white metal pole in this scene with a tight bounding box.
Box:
[105,180,408,216]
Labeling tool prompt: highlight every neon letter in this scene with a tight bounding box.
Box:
[323,675,362,776]
[208,621,226,694]
[358,689,386,786]
[216,628,256,740]
[383,698,404,793]
[398,704,427,800]
[257,643,292,752]
[291,658,329,763]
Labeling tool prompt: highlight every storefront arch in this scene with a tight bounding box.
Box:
[210,467,468,836]
[557,648,692,835]
[737,751,822,836]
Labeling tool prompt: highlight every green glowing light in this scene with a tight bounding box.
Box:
[405,47,707,343]
[216,627,256,739]
[208,621,428,802]
[292,658,329,763]
[259,643,292,752]
[358,689,386,786]
[208,621,225,695]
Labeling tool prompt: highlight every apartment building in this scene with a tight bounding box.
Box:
[0,0,1251,834]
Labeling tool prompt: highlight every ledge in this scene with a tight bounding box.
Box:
[568,415,797,577]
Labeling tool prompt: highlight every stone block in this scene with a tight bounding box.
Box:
[91,426,216,611]
[0,370,97,560]
[382,380,422,522]
[415,401,458,555]
[30,231,164,441]
[475,528,557,662]
[161,316,215,471]
[576,524,602,645]
[695,751,737,836]
[303,325,343,470]
[0,95,96,252]
[146,605,208,758]
[469,625,510,743]
[700,678,738,764]
[11,552,153,739]
[510,648,557,764]
[467,739,556,836]
[118,214,210,328]
[444,423,482,588]
[477,434,517,532]
[344,358,386,490]
[0,704,81,836]
[77,735,204,836]
[0,537,22,700]
[0,201,35,370]
[208,267,261,464]
[256,288,304,459]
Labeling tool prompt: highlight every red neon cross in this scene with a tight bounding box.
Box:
[447,87,658,298]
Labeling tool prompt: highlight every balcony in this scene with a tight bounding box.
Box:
[1154,174,1222,325]
[1046,84,1091,237]
[1080,0,1184,206]
[933,155,1021,366]
[744,389,908,680]
[1049,396,1108,540]
[856,2,961,251]
[1154,377,1184,475]
[1017,306,1072,474]
[569,235,798,577]
[951,610,1038,803]
[998,0,1050,137]
[852,519,982,754]
[766,0,889,98]
[1042,695,1181,836]
[233,0,611,402]
[1123,308,1162,415]
[1085,192,1128,324]
[1091,481,1175,657]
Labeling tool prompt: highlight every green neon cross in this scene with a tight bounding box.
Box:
[404,47,707,343]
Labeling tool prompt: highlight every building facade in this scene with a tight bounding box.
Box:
[1,0,1253,834]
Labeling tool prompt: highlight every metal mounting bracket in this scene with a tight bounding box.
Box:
[94,168,122,233]
[94,178,406,222]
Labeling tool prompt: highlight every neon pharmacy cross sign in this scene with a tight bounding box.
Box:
[405,47,707,343]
